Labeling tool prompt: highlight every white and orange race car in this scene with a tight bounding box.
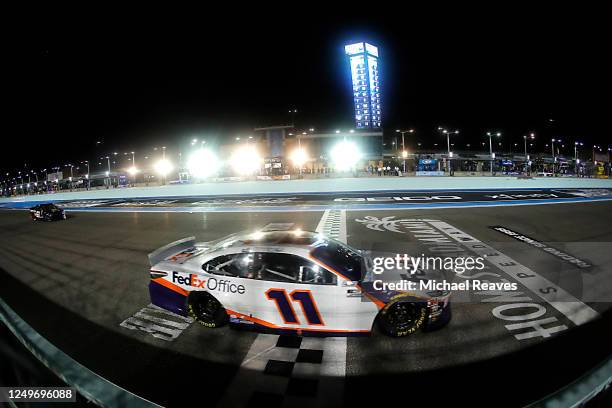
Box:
[148,230,451,337]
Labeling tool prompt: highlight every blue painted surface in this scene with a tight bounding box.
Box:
[3,176,612,204]
[3,196,612,213]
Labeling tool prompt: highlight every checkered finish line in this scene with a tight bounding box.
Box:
[316,209,346,241]
[217,334,346,407]
[217,211,348,407]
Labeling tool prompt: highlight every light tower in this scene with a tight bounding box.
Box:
[345,42,381,129]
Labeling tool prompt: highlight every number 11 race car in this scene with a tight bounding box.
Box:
[148,230,451,337]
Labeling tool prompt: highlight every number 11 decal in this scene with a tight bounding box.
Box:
[266,289,324,326]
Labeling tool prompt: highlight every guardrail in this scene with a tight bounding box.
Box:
[526,354,612,407]
[0,298,162,408]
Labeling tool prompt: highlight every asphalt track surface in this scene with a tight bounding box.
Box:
[1,200,612,407]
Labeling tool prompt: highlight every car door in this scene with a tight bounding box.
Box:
[251,252,336,333]
[203,251,378,334]
[255,252,377,334]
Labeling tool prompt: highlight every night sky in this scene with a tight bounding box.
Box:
[5,7,610,175]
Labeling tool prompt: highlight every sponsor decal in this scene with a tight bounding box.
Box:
[167,248,199,262]
[112,200,178,206]
[484,193,559,200]
[334,196,462,202]
[172,271,207,288]
[191,198,297,205]
[556,189,612,198]
[206,277,246,294]
[171,272,245,294]
[56,200,113,208]
[490,226,592,268]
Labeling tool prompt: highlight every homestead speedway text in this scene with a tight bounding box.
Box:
[372,279,518,291]
[333,192,559,202]
[356,216,578,340]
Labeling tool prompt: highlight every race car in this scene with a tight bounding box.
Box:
[29,203,67,221]
[148,230,451,337]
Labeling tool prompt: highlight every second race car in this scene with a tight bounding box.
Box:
[30,203,67,221]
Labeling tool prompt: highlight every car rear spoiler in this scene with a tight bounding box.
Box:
[148,236,196,266]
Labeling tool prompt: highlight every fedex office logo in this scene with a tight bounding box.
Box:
[172,271,206,288]
[172,272,246,294]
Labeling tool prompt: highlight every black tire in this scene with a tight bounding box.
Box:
[377,301,427,337]
[187,292,228,328]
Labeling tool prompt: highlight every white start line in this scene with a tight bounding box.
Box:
[119,303,194,342]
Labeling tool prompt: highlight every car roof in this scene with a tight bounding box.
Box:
[32,203,56,209]
[213,230,326,250]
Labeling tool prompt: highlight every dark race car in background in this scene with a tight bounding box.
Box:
[30,203,67,221]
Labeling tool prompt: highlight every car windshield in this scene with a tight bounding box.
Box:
[310,238,363,281]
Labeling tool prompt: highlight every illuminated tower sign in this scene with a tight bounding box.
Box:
[345,42,381,129]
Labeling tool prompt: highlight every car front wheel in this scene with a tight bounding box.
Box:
[377,301,427,337]
[187,292,228,328]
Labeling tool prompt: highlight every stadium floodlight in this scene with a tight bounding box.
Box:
[290,147,308,167]
[154,159,173,176]
[231,146,261,175]
[331,140,361,171]
[127,166,138,176]
[187,149,220,179]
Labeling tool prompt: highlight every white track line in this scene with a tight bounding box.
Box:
[429,221,600,326]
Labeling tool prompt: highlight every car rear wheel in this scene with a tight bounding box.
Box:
[377,301,427,337]
[187,292,228,328]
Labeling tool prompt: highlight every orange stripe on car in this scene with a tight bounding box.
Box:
[224,308,369,334]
